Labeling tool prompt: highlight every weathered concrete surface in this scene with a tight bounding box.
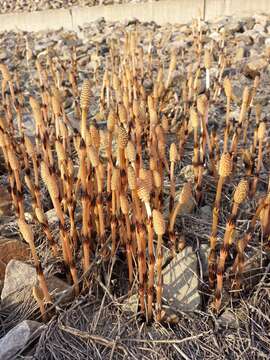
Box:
[72,0,204,28]
[0,8,72,32]
[0,0,203,32]
[205,0,270,20]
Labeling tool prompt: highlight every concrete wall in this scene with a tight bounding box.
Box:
[0,0,269,32]
[205,0,270,20]
[72,0,204,28]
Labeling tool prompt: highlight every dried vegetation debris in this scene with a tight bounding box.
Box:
[0,13,269,359]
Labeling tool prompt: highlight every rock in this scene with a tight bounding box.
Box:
[23,116,36,137]
[0,50,8,61]
[235,33,253,46]
[164,185,195,219]
[224,21,243,34]
[234,47,247,62]
[0,320,42,360]
[253,14,269,27]
[0,238,30,281]
[160,306,180,324]
[265,38,270,46]
[45,208,59,226]
[121,294,139,314]
[162,247,200,312]
[143,78,153,92]
[0,186,13,218]
[253,23,266,33]
[243,17,255,31]
[209,31,222,43]
[77,55,90,67]
[243,58,268,78]
[243,30,266,45]
[1,260,72,304]
[180,165,195,183]
[222,67,237,77]
[217,310,238,329]
[198,243,210,276]
[200,205,212,221]
[169,40,186,51]
[1,260,36,301]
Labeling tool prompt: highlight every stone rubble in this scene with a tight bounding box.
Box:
[0,0,161,14]
[162,247,200,312]
[1,259,72,304]
[0,320,42,360]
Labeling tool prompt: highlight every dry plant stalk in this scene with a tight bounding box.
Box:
[80,79,91,141]
[18,219,51,303]
[153,209,165,322]
[32,285,46,322]
[214,179,248,311]
[0,28,269,325]
[209,153,232,288]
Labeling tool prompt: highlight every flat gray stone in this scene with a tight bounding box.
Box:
[1,260,36,301]
[1,260,72,304]
[162,247,200,312]
[199,205,212,221]
[0,320,41,360]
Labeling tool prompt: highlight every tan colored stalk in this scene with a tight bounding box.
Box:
[231,87,249,156]
[232,197,267,290]
[209,153,232,288]
[223,77,232,152]
[89,145,106,252]
[169,143,178,210]
[168,183,192,255]
[146,215,155,321]
[152,169,162,210]
[79,140,91,272]
[120,194,133,287]
[165,50,177,89]
[111,167,120,256]
[18,219,51,303]
[214,179,248,311]
[35,207,57,257]
[118,125,128,171]
[153,210,165,322]
[127,166,141,220]
[41,162,79,295]
[250,121,266,197]
[7,147,24,219]
[32,286,47,322]
[204,49,211,90]
[80,79,91,142]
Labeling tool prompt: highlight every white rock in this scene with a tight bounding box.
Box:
[265,38,270,46]
[162,247,200,312]
[45,208,59,226]
[198,243,210,276]
[253,14,269,27]
[0,320,41,360]
[1,260,72,303]
[209,31,222,42]
[1,260,36,300]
